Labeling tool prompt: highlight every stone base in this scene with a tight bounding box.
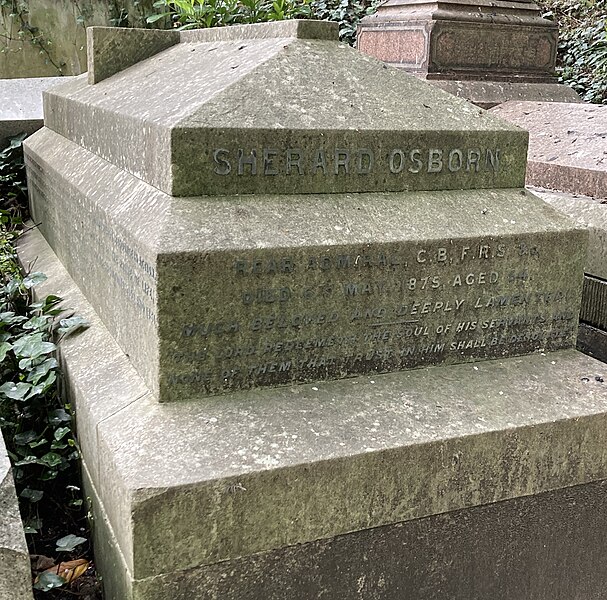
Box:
[89,473,607,600]
[357,3,581,108]
[432,79,580,109]
[17,227,607,600]
[358,10,559,81]
[0,433,33,600]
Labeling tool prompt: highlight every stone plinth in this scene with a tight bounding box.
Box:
[25,127,586,401]
[25,23,589,402]
[17,225,607,600]
[0,433,33,600]
[42,24,526,197]
[358,0,580,107]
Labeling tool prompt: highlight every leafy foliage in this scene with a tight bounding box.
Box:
[0,136,93,600]
[538,0,607,103]
[0,256,82,534]
[146,0,380,44]
[309,0,380,45]
[0,132,28,221]
[147,0,312,29]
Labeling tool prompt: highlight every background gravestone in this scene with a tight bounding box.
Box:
[19,21,607,600]
[357,0,580,107]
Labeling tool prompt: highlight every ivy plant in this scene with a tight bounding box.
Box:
[147,0,312,29]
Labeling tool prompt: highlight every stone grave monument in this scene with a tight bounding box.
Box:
[357,0,580,107]
[19,21,607,600]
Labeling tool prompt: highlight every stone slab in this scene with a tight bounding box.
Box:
[17,225,607,599]
[433,79,580,109]
[530,187,607,280]
[179,19,340,43]
[87,27,179,85]
[0,432,33,600]
[490,102,607,198]
[524,188,607,357]
[89,475,607,600]
[41,21,527,196]
[0,77,68,146]
[25,128,586,401]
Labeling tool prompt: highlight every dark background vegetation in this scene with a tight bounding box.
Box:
[537,0,606,103]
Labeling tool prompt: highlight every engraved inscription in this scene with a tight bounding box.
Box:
[212,147,501,178]
[163,239,580,397]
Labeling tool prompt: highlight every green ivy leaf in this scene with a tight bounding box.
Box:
[30,294,61,310]
[56,534,87,552]
[48,408,71,425]
[54,426,71,441]
[14,430,37,445]
[40,469,58,481]
[14,455,42,466]
[23,315,51,331]
[57,316,91,337]
[28,438,47,448]
[23,517,42,534]
[0,341,11,362]
[40,452,63,468]
[34,572,66,591]
[0,311,27,325]
[26,356,58,384]
[12,332,56,359]
[20,488,44,502]
[0,381,31,400]
[22,271,47,289]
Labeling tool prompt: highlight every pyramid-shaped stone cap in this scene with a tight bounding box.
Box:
[43,21,527,196]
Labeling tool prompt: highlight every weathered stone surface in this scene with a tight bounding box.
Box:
[180,19,339,42]
[18,224,607,600]
[0,433,33,600]
[25,128,585,401]
[490,102,607,197]
[87,27,179,85]
[0,0,160,79]
[0,77,68,146]
[531,188,607,280]
[434,79,580,109]
[93,477,607,600]
[40,20,527,196]
[526,188,607,358]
